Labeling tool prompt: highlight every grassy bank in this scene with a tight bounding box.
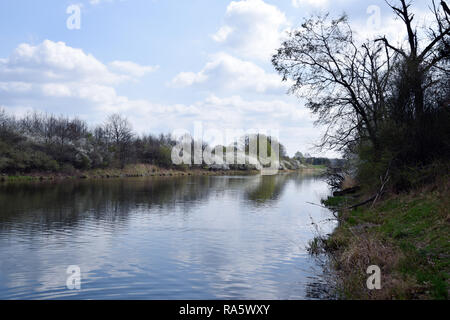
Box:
[0,164,261,182]
[313,178,449,300]
[0,163,324,183]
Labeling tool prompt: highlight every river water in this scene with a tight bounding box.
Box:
[0,173,336,300]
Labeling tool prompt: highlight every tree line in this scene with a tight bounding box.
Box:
[0,110,176,174]
[0,110,302,174]
[293,152,345,167]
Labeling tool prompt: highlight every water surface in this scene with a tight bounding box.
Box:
[0,173,335,299]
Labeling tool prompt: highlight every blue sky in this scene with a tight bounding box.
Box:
[0,0,433,157]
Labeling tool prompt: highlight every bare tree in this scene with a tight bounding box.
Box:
[272,14,394,154]
[104,114,134,168]
[0,109,20,142]
[53,116,87,150]
[375,0,450,120]
[272,0,449,161]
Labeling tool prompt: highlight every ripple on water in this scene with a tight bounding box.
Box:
[0,174,336,299]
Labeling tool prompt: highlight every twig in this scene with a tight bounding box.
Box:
[306,202,340,219]
[371,164,391,208]
[306,201,331,209]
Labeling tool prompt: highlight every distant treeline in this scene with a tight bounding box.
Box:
[293,152,345,167]
[0,111,177,174]
[0,110,336,175]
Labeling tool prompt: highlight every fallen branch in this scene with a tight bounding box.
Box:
[347,195,377,210]
[347,165,391,210]
[333,186,361,197]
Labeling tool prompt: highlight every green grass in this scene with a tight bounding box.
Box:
[374,195,449,299]
[0,164,262,184]
[322,195,347,208]
[4,175,36,182]
[305,164,327,170]
[322,187,449,300]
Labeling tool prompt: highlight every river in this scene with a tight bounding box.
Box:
[0,173,336,300]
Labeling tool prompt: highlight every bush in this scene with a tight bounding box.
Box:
[60,163,76,175]
[74,152,92,170]
[155,146,173,168]
[29,151,60,172]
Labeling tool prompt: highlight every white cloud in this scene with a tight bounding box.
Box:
[350,5,436,49]
[352,15,406,44]
[0,82,32,93]
[0,40,157,87]
[89,0,114,5]
[89,0,133,5]
[200,94,311,123]
[212,0,289,61]
[0,40,121,84]
[212,26,233,43]
[109,60,158,77]
[0,40,158,118]
[170,53,289,94]
[291,0,359,9]
[170,71,207,88]
[292,0,329,8]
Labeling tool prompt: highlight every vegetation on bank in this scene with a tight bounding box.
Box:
[0,162,327,183]
[0,110,179,174]
[313,173,449,300]
[0,164,258,183]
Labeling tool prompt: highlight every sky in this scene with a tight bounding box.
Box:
[0,0,435,157]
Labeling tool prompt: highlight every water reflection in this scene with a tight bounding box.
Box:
[0,173,335,300]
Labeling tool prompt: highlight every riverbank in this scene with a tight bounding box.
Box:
[0,163,325,183]
[313,177,449,300]
[0,164,256,182]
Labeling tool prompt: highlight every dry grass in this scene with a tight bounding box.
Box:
[320,174,449,300]
[341,175,357,190]
[330,231,419,299]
